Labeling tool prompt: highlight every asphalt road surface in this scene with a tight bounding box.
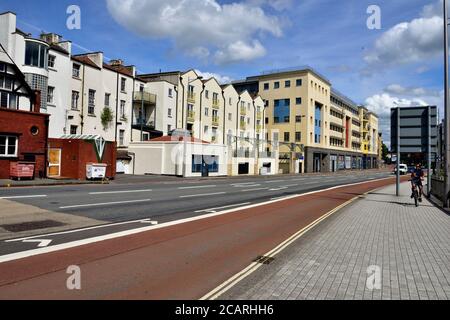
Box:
[0,171,392,257]
[0,174,401,299]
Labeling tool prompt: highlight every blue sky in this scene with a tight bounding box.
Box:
[0,0,445,145]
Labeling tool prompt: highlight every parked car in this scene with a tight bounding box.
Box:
[393,164,408,175]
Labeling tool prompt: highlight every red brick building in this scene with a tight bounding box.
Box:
[0,54,48,179]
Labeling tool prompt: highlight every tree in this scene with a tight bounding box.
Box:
[382,143,389,161]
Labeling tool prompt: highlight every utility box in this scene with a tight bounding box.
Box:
[10,162,36,180]
[86,163,107,180]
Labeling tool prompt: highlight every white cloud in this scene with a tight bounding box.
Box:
[364,1,443,68]
[106,0,283,64]
[384,84,441,97]
[246,0,293,11]
[195,69,233,84]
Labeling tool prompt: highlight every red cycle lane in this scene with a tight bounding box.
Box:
[0,177,406,300]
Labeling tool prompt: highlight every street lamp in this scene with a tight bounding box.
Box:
[443,0,450,207]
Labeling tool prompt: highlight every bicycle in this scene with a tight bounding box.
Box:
[409,179,423,207]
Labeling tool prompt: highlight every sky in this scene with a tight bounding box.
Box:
[0,0,445,147]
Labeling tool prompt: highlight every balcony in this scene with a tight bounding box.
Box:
[240,107,246,116]
[132,118,156,131]
[212,99,220,109]
[257,112,262,120]
[212,117,220,127]
[187,92,196,104]
[240,121,246,130]
[187,111,195,123]
[256,124,262,132]
[133,91,156,105]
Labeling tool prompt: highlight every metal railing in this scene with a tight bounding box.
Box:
[187,92,196,104]
[133,91,157,105]
[187,111,195,123]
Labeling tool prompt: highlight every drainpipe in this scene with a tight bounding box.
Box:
[174,85,179,128]
[128,151,136,175]
[222,90,226,144]
[199,83,206,140]
[114,72,119,142]
[80,64,86,134]
[180,76,185,129]
[236,96,241,153]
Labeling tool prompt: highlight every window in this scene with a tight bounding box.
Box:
[120,100,126,119]
[228,113,232,121]
[24,41,47,69]
[296,97,302,105]
[274,99,290,124]
[204,126,209,134]
[104,93,110,107]
[295,132,301,142]
[213,93,219,105]
[0,135,18,157]
[88,89,96,115]
[168,108,172,117]
[264,83,269,90]
[48,55,56,68]
[0,91,18,109]
[205,90,209,99]
[205,107,209,116]
[296,115,302,123]
[285,80,291,88]
[192,155,219,173]
[168,88,173,97]
[167,125,172,133]
[47,86,55,104]
[70,125,78,135]
[0,75,14,90]
[72,64,80,78]
[229,97,232,105]
[71,91,79,110]
[0,63,5,72]
[284,132,290,142]
[120,78,126,92]
[296,79,302,87]
[274,82,280,89]
[119,130,125,146]
[248,103,251,110]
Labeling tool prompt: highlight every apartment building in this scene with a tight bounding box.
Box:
[138,69,277,176]
[233,67,379,173]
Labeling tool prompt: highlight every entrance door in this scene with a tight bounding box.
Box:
[313,154,321,173]
[48,148,61,177]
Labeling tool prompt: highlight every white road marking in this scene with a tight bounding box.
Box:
[180,192,226,198]
[232,184,261,188]
[269,187,288,191]
[89,189,152,195]
[195,203,251,213]
[242,188,269,192]
[0,177,394,264]
[178,185,217,190]
[59,199,152,209]
[265,180,286,183]
[6,218,160,242]
[22,239,52,248]
[283,184,299,188]
[0,195,47,199]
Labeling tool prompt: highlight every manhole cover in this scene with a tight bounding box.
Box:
[1,220,66,232]
[253,256,275,265]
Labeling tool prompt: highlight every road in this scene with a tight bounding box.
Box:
[0,171,391,256]
[0,173,402,299]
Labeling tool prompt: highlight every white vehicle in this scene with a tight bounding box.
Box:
[394,164,408,175]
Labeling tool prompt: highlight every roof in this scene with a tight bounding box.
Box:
[103,63,134,77]
[246,66,332,86]
[49,43,69,55]
[149,136,209,144]
[71,55,101,69]
[60,134,104,140]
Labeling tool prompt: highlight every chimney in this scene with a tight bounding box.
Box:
[33,90,41,113]
[40,33,61,44]
[109,59,123,66]
[86,52,103,68]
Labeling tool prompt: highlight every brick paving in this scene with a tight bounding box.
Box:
[220,182,450,300]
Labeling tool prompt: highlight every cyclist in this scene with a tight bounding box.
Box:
[410,163,424,202]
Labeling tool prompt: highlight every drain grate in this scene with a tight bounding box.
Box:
[1,220,66,232]
[253,256,275,265]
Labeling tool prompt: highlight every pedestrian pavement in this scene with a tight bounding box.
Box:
[220,182,450,300]
[0,178,106,188]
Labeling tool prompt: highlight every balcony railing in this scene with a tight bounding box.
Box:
[133,91,157,105]
[187,111,195,123]
[212,99,220,109]
[212,117,220,127]
[187,92,196,104]
[240,107,246,115]
[257,112,262,120]
[256,124,262,132]
[240,121,246,130]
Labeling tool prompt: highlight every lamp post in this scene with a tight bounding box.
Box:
[443,0,450,207]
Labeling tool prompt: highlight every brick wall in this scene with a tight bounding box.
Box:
[0,108,49,179]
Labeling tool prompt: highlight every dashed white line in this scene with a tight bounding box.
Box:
[59,199,152,209]
[0,195,47,199]
[242,188,269,192]
[265,180,286,184]
[180,192,226,198]
[195,202,251,213]
[178,185,217,190]
[89,189,153,195]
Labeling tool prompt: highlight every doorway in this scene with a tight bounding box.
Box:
[48,148,61,177]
